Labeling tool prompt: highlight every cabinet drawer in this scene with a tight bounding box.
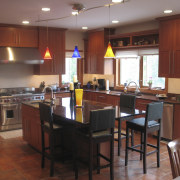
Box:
[135,99,152,110]
[96,94,107,103]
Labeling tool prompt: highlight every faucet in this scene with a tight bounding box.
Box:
[127,81,140,94]
[43,86,55,105]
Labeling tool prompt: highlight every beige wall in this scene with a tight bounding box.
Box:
[0,64,59,88]
[0,30,85,89]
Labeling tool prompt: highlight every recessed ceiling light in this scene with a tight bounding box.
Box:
[82,27,88,30]
[112,0,124,3]
[164,9,172,14]
[42,7,50,12]
[22,21,29,24]
[112,20,119,23]
[72,11,79,15]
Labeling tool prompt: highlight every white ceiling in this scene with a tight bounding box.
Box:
[0,0,180,31]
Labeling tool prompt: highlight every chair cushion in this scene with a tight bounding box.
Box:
[126,117,159,128]
[92,130,112,138]
[44,122,63,130]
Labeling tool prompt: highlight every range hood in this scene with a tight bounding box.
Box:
[0,47,44,64]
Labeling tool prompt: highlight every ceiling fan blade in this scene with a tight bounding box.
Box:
[36,15,72,22]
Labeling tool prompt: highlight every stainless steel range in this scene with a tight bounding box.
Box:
[0,88,44,131]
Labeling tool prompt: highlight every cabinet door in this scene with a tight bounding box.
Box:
[86,31,105,74]
[159,20,174,51]
[0,27,16,46]
[34,28,65,75]
[159,20,175,77]
[173,19,180,77]
[159,51,172,77]
[16,28,38,47]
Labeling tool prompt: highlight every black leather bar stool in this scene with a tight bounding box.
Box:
[39,102,65,177]
[125,102,163,174]
[74,108,115,180]
[114,94,136,156]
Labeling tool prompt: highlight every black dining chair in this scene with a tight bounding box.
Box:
[74,108,115,180]
[39,102,65,177]
[125,102,163,174]
[114,94,136,156]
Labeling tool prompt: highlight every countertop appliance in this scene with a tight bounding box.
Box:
[98,79,106,90]
[0,88,44,131]
[160,103,174,141]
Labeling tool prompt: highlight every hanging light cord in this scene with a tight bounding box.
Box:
[46,21,49,47]
[108,4,110,42]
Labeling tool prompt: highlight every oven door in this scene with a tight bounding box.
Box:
[0,103,19,126]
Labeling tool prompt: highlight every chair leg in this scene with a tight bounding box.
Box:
[157,129,161,167]
[61,132,64,163]
[125,126,129,166]
[118,120,121,156]
[143,132,147,174]
[131,130,134,147]
[97,143,100,174]
[140,132,143,160]
[89,140,93,180]
[41,130,45,168]
[110,130,114,180]
[50,134,54,177]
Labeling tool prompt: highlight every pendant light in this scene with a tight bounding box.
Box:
[104,5,115,58]
[72,14,81,58]
[44,21,52,59]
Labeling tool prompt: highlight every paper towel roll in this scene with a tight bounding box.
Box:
[106,80,109,91]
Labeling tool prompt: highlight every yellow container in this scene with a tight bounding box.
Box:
[75,89,83,107]
[76,108,83,122]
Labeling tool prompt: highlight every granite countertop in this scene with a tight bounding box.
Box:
[84,89,180,104]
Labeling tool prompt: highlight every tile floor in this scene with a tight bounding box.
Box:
[0,135,173,180]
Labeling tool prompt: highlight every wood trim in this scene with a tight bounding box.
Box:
[109,29,159,39]
[156,14,180,21]
[139,56,143,88]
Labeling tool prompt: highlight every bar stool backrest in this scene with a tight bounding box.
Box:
[90,108,115,132]
[39,102,53,130]
[120,94,136,109]
[145,102,163,126]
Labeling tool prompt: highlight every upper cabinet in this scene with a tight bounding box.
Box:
[109,29,159,50]
[85,29,110,74]
[158,15,180,78]
[34,27,66,75]
[0,26,38,47]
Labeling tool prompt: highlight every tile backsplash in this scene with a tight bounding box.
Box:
[83,74,114,87]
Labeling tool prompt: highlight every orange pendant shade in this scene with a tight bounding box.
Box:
[104,42,115,58]
[44,47,52,59]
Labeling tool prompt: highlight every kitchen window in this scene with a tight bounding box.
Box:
[115,48,166,93]
[62,58,77,83]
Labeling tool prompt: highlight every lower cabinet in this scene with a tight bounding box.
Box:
[22,104,42,151]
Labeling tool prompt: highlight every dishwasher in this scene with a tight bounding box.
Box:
[160,103,174,141]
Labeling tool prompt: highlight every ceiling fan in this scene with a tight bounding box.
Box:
[36,0,129,22]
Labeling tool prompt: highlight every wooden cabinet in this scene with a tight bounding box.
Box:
[85,29,109,74]
[173,104,180,139]
[135,98,153,110]
[0,26,38,47]
[158,16,180,77]
[34,27,66,75]
[22,104,42,151]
